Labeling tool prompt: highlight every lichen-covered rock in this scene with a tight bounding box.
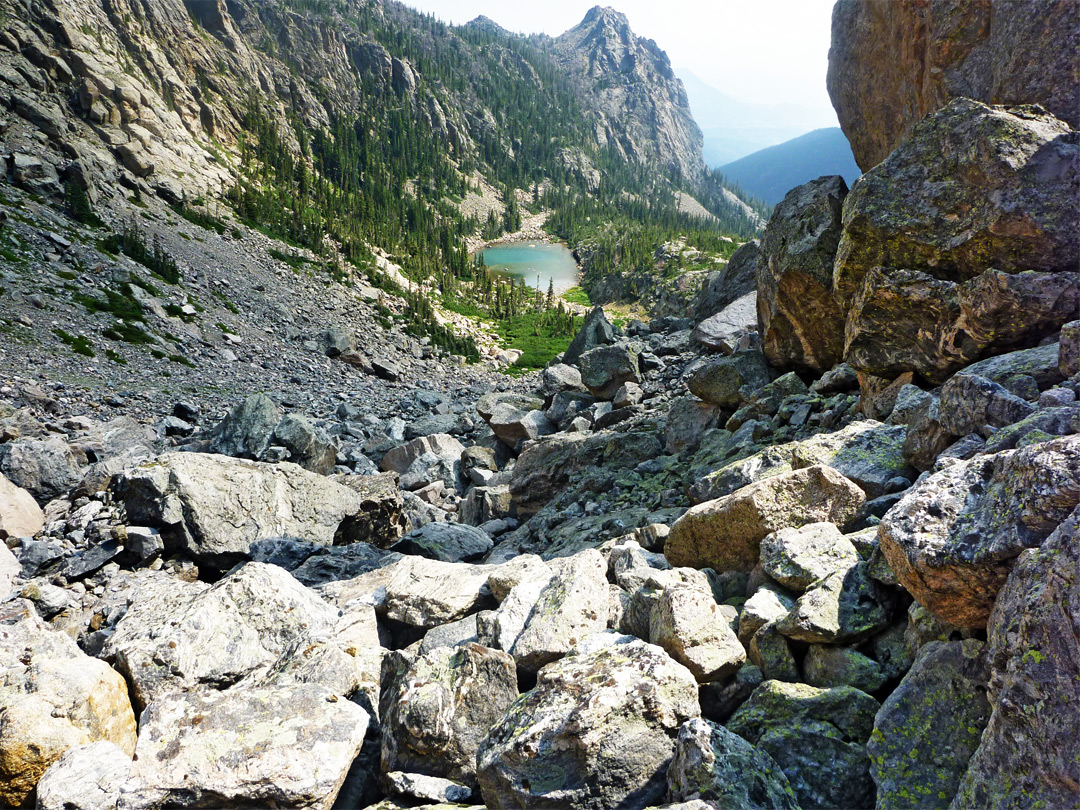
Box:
[666,718,798,809]
[273,413,337,474]
[649,583,745,683]
[759,522,860,593]
[827,0,1080,170]
[476,639,700,810]
[748,621,799,683]
[688,444,793,504]
[938,374,1036,438]
[879,435,1080,627]
[951,506,1080,810]
[834,99,1078,316]
[687,350,771,408]
[727,680,880,810]
[375,556,494,629]
[115,453,379,568]
[755,175,848,374]
[776,561,895,644]
[1060,320,1080,377]
[509,549,610,672]
[102,563,340,710]
[382,644,518,787]
[803,645,885,694]
[35,741,131,810]
[868,639,990,810]
[0,600,136,808]
[738,585,796,648]
[116,682,368,810]
[666,465,865,572]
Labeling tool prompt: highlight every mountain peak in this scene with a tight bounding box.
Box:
[580,6,630,28]
[463,15,510,36]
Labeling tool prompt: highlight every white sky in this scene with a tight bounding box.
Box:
[399,0,839,128]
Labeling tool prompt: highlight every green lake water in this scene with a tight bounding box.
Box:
[480,242,580,293]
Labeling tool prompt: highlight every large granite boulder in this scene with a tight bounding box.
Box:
[115,453,379,568]
[879,436,1080,627]
[693,292,757,355]
[951,506,1080,810]
[727,680,880,810]
[868,639,990,810]
[827,0,1080,171]
[693,239,759,321]
[380,433,466,492]
[756,175,849,374]
[666,718,798,809]
[273,413,336,474]
[102,564,340,710]
[835,100,1079,382]
[0,600,137,807]
[116,683,368,810]
[649,583,746,683]
[666,465,865,572]
[382,644,518,788]
[776,561,896,644]
[476,639,700,809]
[759,522,860,593]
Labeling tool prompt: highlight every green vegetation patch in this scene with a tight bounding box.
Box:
[54,328,95,357]
[561,286,591,306]
[497,308,584,371]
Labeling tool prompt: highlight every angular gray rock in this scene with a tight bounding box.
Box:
[868,639,990,810]
[666,465,865,572]
[382,643,518,787]
[664,396,720,454]
[206,393,282,459]
[666,718,799,809]
[694,239,759,321]
[687,349,771,408]
[951,506,1080,810]
[1060,320,1080,377]
[476,639,700,810]
[727,680,880,810]
[476,393,553,449]
[563,306,615,367]
[790,420,913,499]
[803,645,886,694]
[578,344,643,400]
[693,291,757,354]
[879,435,1080,627]
[380,433,466,492]
[115,453,378,568]
[938,374,1036,437]
[393,522,492,562]
[0,436,84,504]
[274,413,336,474]
[756,175,849,374]
[116,682,368,810]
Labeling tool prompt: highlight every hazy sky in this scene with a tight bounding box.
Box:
[399,0,839,129]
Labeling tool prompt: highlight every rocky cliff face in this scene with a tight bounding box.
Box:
[553,5,705,183]
[828,0,1080,170]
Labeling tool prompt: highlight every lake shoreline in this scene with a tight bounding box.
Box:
[478,241,582,296]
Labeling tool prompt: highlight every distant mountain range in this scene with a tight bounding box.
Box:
[676,69,836,165]
[718,128,862,206]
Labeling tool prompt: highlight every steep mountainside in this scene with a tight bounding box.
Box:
[551,6,704,183]
[719,127,862,206]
